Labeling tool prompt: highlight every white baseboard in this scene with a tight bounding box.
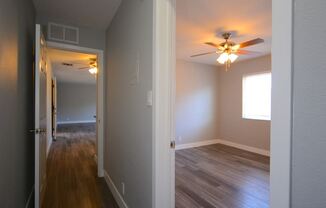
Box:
[176,139,220,150]
[104,171,128,208]
[176,139,270,156]
[218,139,270,156]
[25,186,34,208]
[219,139,270,157]
[57,120,96,125]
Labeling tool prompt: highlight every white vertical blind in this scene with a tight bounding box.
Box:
[242,72,272,120]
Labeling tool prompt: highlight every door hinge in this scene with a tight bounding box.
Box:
[29,129,41,134]
[170,141,176,149]
[29,128,46,134]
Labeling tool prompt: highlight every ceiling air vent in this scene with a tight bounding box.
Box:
[48,22,79,44]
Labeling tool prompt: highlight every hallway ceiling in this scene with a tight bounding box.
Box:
[48,49,97,84]
[177,0,272,66]
[33,0,121,30]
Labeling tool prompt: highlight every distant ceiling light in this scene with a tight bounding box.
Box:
[89,67,98,75]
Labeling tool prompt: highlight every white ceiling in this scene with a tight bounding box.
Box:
[33,0,121,30]
[176,0,272,66]
[48,49,97,84]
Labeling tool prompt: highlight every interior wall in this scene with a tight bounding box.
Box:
[218,55,271,151]
[56,82,96,124]
[291,0,326,207]
[175,59,219,145]
[105,0,153,207]
[0,0,35,207]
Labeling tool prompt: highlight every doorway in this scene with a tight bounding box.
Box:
[174,1,271,207]
[46,42,105,177]
[48,48,98,134]
[153,0,293,207]
[39,44,107,207]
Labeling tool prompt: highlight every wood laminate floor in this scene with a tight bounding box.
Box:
[42,123,118,208]
[176,144,270,208]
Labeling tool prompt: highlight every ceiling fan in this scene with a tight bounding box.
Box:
[191,32,264,70]
[62,58,98,75]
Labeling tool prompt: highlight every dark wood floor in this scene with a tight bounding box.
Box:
[42,123,118,208]
[176,144,270,208]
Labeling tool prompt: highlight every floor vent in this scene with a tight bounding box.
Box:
[48,22,79,44]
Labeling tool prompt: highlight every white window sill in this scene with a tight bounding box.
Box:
[242,116,271,121]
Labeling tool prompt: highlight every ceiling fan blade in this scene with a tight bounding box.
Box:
[205,42,219,48]
[239,38,264,48]
[236,49,262,55]
[191,51,216,57]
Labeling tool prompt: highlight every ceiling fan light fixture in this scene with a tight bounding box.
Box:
[192,33,264,71]
[89,67,98,75]
[217,52,238,64]
[217,52,229,64]
[229,53,238,63]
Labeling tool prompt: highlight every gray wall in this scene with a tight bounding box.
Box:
[175,60,219,145]
[0,0,35,207]
[105,0,153,207]
[57,82,96,124]
[291,0,326,207]
[218,55,271,151]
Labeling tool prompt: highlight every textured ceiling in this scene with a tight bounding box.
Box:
[33,0,121,30]
[176,0,272,66]
[48,48,97,84]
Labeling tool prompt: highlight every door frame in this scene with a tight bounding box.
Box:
[152,0,294,207]
[51,77,57,140]
[47,41,105,177]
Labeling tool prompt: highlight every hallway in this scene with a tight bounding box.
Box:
[42,124,118,208]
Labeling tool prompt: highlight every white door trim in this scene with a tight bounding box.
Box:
[34,24,41,208]
[270,0,293,207]
[153,0,294,207]
[47,41,105,177]
[152,0,176,207]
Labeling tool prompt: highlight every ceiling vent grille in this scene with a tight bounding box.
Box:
[48,22,79,44]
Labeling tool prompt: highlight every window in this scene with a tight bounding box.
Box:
[242,72,271,120]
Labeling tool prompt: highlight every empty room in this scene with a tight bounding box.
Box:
[175,0,272,207]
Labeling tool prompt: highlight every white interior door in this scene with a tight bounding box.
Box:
[34,24,48,208]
